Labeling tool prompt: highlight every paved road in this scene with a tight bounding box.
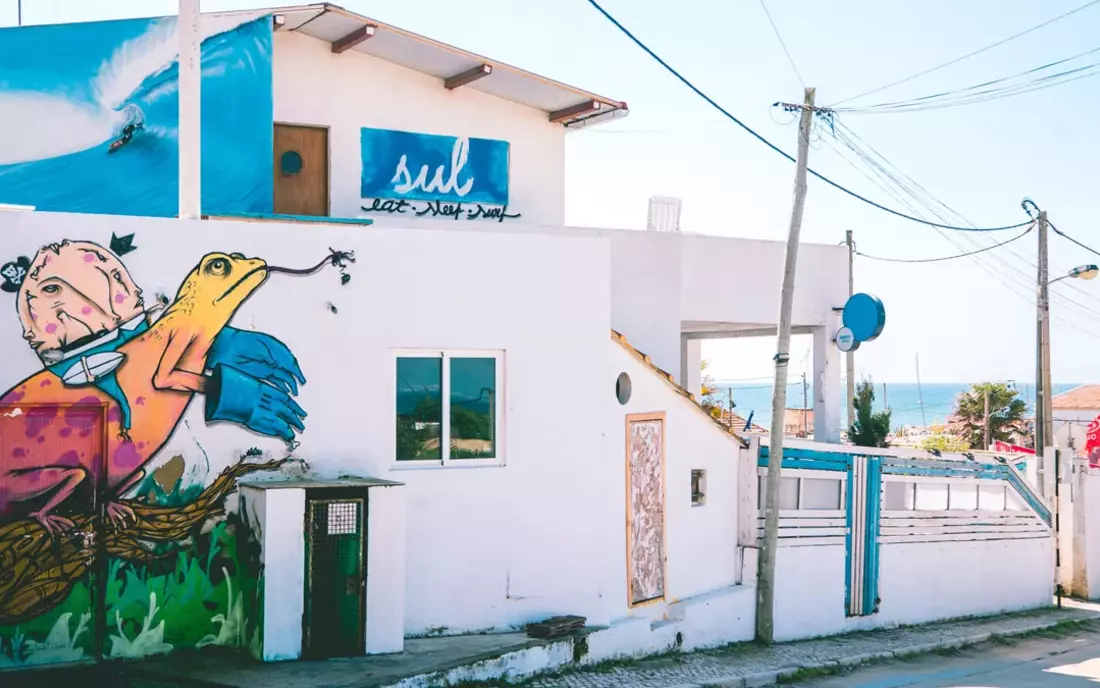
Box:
[787,621,1100,687]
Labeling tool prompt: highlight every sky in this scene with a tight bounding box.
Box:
[4,0,1100,384]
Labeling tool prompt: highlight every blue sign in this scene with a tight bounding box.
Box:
[842,293,886,343]
[360,128,510,206]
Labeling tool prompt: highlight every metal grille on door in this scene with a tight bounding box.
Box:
[305,498,364,658]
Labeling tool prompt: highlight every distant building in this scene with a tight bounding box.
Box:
[1053,384,1100,455]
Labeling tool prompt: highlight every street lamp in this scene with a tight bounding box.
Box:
[1051,264,1099,284]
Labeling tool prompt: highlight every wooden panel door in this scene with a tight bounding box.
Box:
[273,124,329,216]
[625,413,666,606]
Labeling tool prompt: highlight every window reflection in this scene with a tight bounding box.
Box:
[450,357,496,459]
[396,357,442,460]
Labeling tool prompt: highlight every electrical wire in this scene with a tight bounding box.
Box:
[830,0,1100,106]
[835,63,1100,114]
[822,117,1100,339]
[833,47,1100,114]
[758,0,805,88]
[855,224,1033,262]
[1051,221,1100,260]
[585,0,1032,233]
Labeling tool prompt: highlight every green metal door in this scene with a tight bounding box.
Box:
[304,497,365,658]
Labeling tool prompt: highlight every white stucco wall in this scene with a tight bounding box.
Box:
[239,485,307,661]
[0,210,611,637]
[609,343,749,633]
[271,31,565,225]
[366,483,407,654]
[1054,407,1096,456]
[772,536,1054,642]
[680,235,848,328]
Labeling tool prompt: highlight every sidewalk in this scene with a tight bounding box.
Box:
[6,604,1098,688]
[521,602,1100,688]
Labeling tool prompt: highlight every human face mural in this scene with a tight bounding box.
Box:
[17,241,144,361]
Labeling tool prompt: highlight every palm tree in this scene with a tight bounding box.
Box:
[950,382,1026,449]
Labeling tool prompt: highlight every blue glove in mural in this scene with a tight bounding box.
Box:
[207,327,306,395]
[204,364,307,442]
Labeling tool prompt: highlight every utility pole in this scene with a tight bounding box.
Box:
[916,354,927,428]
[802,372,808,438]
[883,382,889,410]
[990,387,998,451]
[846,230,855,433]
[1036,210,1051,495]
[758,86,815,645]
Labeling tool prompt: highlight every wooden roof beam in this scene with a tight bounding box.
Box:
[332,25,376,54]
[549,100,603,124]
[445,63,492,90]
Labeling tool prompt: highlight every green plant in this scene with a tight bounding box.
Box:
[919,434,970,453]
[700,360,724,419]
[951,382,1027,449]
[849,380,891,447]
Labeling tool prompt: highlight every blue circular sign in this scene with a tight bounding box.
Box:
[842,293,885,343]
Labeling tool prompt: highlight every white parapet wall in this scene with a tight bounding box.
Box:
[758,442,1055,641]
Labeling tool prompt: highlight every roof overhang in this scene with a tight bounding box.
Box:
[262,3,628,128]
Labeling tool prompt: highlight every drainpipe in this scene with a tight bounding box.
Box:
[178,0,202,219]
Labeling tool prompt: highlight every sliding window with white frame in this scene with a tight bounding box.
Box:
[393,350,505,467]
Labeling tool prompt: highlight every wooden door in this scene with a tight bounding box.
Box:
[273,124,329,216]
[625,413,666,606]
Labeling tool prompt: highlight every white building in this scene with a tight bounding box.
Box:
[1053,384,1100,457]
[0,5,1055,678]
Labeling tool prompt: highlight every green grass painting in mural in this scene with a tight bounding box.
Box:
[0,509,261,667]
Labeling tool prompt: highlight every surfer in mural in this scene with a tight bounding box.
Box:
[107,104,145,154]
[0,240,354,535]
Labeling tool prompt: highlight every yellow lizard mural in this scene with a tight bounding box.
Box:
[0,241,354,535]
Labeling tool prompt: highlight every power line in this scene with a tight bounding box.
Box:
[823,118,1100,339]
[1050,221,1100,260]
[833,46,1100,114]
[835,63,1100,115]
[855,224,1033,263]
[758,0,805,88]
[586,0,1032,233]
[830,0,1100,106]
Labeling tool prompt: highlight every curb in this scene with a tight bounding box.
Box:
[702,615,1098,687]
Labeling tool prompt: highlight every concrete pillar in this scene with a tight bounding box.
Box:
[813,317,841,443]
[178,0,202,218]
[1072,461,1091,597]
[681,336,703,399]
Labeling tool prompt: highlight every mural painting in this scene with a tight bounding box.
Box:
[626,413,666,606]
[0,237,354,667]
[0,14,274,217]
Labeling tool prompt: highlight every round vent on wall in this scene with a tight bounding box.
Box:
[280,150,303,175]
[616,372,632,405]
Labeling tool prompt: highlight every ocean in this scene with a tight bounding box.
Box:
[711,381,1081,431]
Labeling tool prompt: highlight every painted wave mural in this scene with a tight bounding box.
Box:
[0,14,274,217]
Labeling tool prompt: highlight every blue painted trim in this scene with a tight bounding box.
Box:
[758,447,848,472]
[210,212,374,225]
[1004,469,1052,526]
[756,456,849,472]
[844,458,855,615]
[863,457,882,614]
[882,465,1008,480]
